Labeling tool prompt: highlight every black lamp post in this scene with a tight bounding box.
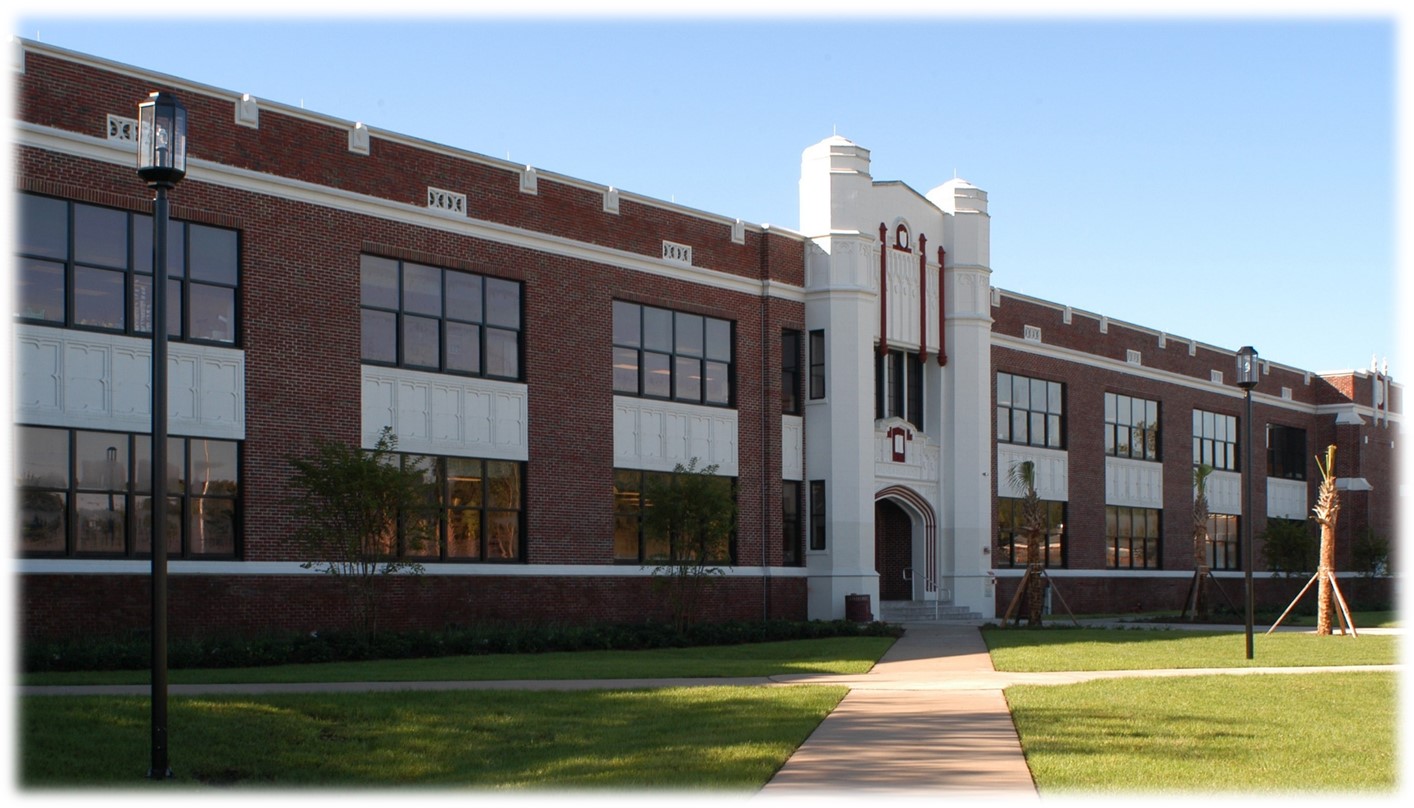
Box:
[1235,345,1260,660]
[136,89,187,780]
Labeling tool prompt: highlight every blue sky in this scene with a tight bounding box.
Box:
[8,4,1404,376]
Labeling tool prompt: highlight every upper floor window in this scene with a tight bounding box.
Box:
[14,425,239,559]
[360,255,521,380]
[1267,425,1307,480]
[1104,393,1160,461]
[1193,409,1238,471]
[16,193,239,344]
[876,349,925,431]
[612,301,733,406]
[809,330,826,400]
[997,372,1064,448]
[782,329,802,414]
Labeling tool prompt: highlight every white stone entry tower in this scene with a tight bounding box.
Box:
[798,135,994,620]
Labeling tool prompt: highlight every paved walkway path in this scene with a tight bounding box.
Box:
[21,621,1401,797]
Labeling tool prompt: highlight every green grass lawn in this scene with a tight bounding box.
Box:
[20,685,848,788]
[1006,671,1396,793]
[23,636,895,686]
[982,627,1398,671]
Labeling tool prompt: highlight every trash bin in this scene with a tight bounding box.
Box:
[844,593,872,623]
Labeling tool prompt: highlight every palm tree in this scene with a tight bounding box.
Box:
[1001,460,1076,626]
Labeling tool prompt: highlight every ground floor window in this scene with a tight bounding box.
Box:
[398,454,524,561]
[613,468,736,564]
[996,498,1066,568]
[782,480,802,566]
[14,425,239,558]
[1106,506,1161,569]
[1206,513,1240,571]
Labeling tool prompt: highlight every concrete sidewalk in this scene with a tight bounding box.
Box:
[759,622,1038,798]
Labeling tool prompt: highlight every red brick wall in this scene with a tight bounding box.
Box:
[991,292,1400,579]
[16,45,810,640]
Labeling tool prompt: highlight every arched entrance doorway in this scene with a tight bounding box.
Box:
[875,500,913,600]
[873,486,938,602]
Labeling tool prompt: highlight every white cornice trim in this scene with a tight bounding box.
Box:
[16,39,803,243]
[17,122,807,304]
[992,333,1358,418]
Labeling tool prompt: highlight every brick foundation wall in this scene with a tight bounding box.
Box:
[19,573,809,641]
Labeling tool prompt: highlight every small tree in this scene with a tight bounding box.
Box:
[1351,528,1391,579]
[287,427,435,638]
[640,458,736,631]
[1186,464,1215,619]
[1259,518,1318,579]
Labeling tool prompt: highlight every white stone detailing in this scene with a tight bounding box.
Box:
[990,286,1001,307]
[426,186,467,216]
[1106,455,1163,508]
[1207,469,1241,515]
[603,186,620,214]
[519,165,538,194]
[1158,332,1167,349]
[1211,369,1224,384]
[782,415,804,481]
[235,93,259,128]
[997,445,1068,501]
[1126,349,1142,365]
[361,366,527,461]
[13,325,245,440]
[661,240,693,266]
[1099,316,1109,334]
[1189,339,1197,357]
[1304,371,1312,385]
[874,422,940,484]
[1063,306,1073,325]
[1023,325,1042,343]
[1336,477,1374,492]
[1281,386,1293,400]
[1267,476,1308,519]
[348,122,370,155]
[1335,408,1366,425]
[613,396,738,475]
[732,219,746,245]
[106,114,137,143]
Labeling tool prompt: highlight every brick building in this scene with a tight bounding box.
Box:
[11,41,1398,640]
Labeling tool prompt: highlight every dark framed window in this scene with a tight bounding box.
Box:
[809,480,826,551]
[360,255,522,380]
[15,193,239,345]
[996,498,1066,568]
[1105,506,1160,569]
[613,301,733,406]
[1193,409,1238,471]
[782,329,802,414]
[809,330,826,400]
[1267,425,1307,481]
[399,455,524,562]
[14,425,239,558]
[876,349,925,431]
[997,372,1064,448]
[1104,393,1160,461]
[782,480,802,566]
[612,468,736,563]
[1206,513,1240,571]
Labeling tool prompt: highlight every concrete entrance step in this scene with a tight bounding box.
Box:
[879,600,985,623]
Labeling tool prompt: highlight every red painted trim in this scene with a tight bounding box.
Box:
[879,222,889,355]
[917,233,929,363]
[937,246,948,366]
